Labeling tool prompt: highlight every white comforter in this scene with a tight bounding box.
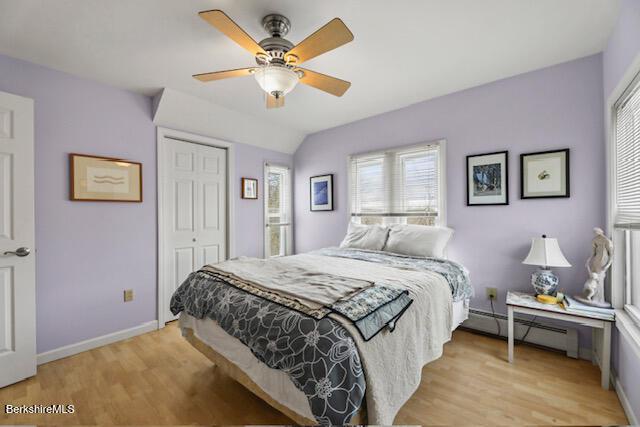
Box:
[184,253,453,424]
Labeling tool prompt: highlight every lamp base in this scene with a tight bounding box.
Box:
[531,268,558,296]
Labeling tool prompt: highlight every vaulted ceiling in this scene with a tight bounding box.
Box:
[0,0,619,151]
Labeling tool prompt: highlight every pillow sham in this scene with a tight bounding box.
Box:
[383,224,453,258]
[339,222,389,251]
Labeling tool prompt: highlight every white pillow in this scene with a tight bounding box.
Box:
[340,223,389,251]
[383,224,453,258]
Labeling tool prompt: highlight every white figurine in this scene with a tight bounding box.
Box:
[583,272,599,301]
[576,227,613,308]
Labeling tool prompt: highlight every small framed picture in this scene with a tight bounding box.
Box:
[241,178,258,199]
[310,174,334,211]
[520,149,570,199]
[70,153,142,202]
[466,151,509,206]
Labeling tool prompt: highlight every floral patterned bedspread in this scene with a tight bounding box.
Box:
[170,271,365,425]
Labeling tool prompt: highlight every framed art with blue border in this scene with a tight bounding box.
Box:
[310,174,334,211]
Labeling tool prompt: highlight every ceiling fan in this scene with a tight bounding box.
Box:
[193,10,354,109]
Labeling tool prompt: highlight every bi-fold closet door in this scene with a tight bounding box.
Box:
[162,138,227,323]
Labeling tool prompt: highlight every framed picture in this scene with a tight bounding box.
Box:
[466,151,509,206]
[310,174,334,211]
[241,178,258,199]
[70,153,142,202]
[520,149,570,199]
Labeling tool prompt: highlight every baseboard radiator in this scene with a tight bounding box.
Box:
[462,308,579,359]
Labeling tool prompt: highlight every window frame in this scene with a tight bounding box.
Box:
[607,53,640,355]
[263,162,293,258]
[347,139,447,227]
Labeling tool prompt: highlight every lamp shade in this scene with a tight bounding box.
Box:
[522,236,571,268]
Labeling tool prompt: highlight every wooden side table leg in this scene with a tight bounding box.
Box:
[601,322,611,390]
[508,306,514,363]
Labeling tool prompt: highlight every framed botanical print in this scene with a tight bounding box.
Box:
[241,178,258,199]
[466,151,509,206]
[70,153,142,202]
[310,174,334,211]
[520,149,570,199]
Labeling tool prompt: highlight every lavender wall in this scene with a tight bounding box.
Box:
[0,54,157,353]
[234,143,294,258]
[603,0,640,421]
[294,54,605,320]
[0,54,293,353]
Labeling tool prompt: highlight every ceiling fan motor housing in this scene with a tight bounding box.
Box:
[262,14,291,37]
[257,14,295,66]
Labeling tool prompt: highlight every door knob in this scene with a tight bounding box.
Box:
[4,247,31,257]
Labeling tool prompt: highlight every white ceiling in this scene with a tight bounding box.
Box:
[0,0,619,149]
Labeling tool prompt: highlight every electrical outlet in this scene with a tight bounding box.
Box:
[124,289,134,302]
[486,287,498,299]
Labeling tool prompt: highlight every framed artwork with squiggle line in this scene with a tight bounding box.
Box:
[70,153,142,202]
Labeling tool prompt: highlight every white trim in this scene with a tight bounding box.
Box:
[606,52,640,310]
[438,139,448,227]
[616,309,640,361]
[156,127,236,328]
[263,163,268,258]
[263,162,293,258]
[604,55,640,423]
[37,321,158,365]
[611,368,639,426]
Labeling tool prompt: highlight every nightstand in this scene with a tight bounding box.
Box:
[506,291,614,390]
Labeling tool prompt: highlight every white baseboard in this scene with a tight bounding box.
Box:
[611,369,639,426]
[37,320,159,365]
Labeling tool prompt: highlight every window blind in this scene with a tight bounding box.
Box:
[349,143,441,224]
[614,72,640,229]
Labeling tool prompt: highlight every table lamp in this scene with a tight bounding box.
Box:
[522,235,571,295]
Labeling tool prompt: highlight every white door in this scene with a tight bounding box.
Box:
[162,138,226,323]
[0,91,36,388]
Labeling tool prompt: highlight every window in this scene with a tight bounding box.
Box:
[349,141,445,226]
[264,164,292,257]
[612,71,640,324]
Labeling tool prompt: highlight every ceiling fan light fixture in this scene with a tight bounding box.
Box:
[253,65,299,97]
[194,10,353,106]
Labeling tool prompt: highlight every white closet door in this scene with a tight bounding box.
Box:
[0,91,36,388]
[162,139,226,323]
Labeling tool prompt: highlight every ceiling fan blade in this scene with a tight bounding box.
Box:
[297,68,351,97]
[193,67,255,82]
[199,10,267,57]
[285,18,354,65]
[267,94,285,109]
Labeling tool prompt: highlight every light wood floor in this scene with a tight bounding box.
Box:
[0,322,628,425]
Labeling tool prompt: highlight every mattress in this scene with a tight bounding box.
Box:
[179,297,470,422]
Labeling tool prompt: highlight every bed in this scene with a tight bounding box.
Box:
[171,243,472,425]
